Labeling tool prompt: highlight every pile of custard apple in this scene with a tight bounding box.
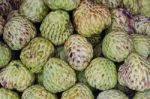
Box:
[0,0,150,99]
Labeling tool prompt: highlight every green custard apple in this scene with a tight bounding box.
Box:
[0,88,19,99]
[0,42,11,68]
[64,34,93,71]
[97,89,128,99]
[61,83,94,99]
[115,83,130,93]
[133,90,150,99]
[43,58,76,93]
[22,85,57,99]
[94,0,122,9]
[44,0,80,11]
[20,0,49,23]
[85,57,117,90]
[0,60,35,92]
[0,0,12,16]
[0,16,5,36]
[118,53,150,91]
[40,10,73,46]
[3,16,37,50]
[102,31,133,62]
[109,8,135,33]
[134,15,150,37]
[131,34,150,58]
[73,0,111,37]
[20,37,54,73]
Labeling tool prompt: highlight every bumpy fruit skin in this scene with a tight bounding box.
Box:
[73,0,111,37]
[43,58,76,93]
[44,0,80,11]
[20,0,49,23]
[0,42,11,68]
[102,31,133,62]
[131,34,150,58]
[85,57,117,90]
[20,37,54,73]
[97,89,128,99]
[140,0,150,18]
[0,16,5,36]
[0,60,35,92]
[7,10,19,20]
[22,85,57,99]
[64,34,93,71]
[0,0,12,16]
[3,16,37,50]
[118,53,150,91]
[95,0,122,9]
[115,83,130,93]
[55,46,67,62]
[61,83,94,99]
[109,8,135,33]
[134,15,150,36]
[87,35,101,47]
[0,88,19,99]
[8,0,22,10]
[133,90,150,99]
[40,10,73,46]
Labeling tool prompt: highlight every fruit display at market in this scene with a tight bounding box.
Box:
[0,0,150,98]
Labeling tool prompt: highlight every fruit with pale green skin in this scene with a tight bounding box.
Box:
[131,34,150,58]
[0,16,5,36]
[109,8,135,33]
[102,31,133,62]
[0,42,11,68]
[40,10,73,46]
[133,90,150,99]
[3,16,37,50]
[43,58,76,93]
[134,15,150,37]
[0,88,19,99]
[44,0,80,11]
[64,34,93,71]
[61,83,94,99]
[20,37,54,73]
[55,46,67,62]
[0,0,12,16]
[97,89,128,99]
[85,57,117,90]
[0,60,35,92]
[118,53,150,91]
[22,85,57,99]
[73,0,111,37]
[20,0,49,23]
[94,0,122,9]
[123,0,150,18]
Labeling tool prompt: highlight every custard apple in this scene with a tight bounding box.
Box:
[118,53,150,91]
[61,83,94,99]
[22,85,57,99]
[0,0,12,16]
[133,90,150,99]
[97,89,128,99]
[43,58,76,93]
[64,34,93,71]
[134,15,150,37]
[0,60,35,92]
[44,0,80,11]
[0,42,11,68]
[0,15,5,36]
[0,88,19,99]
[94,0,122,9]
[40,10,73,46]
[20,37,54,73]
[115,83,130,93]
[109,8,135,33]
[7,10,19,20]
[87,35,101,47]
[3,16,37,50]
[102,31,133,62]
[85,57,117,90]
[20,0,49,23]
[131,34,150,58]
[73,0,111,37]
